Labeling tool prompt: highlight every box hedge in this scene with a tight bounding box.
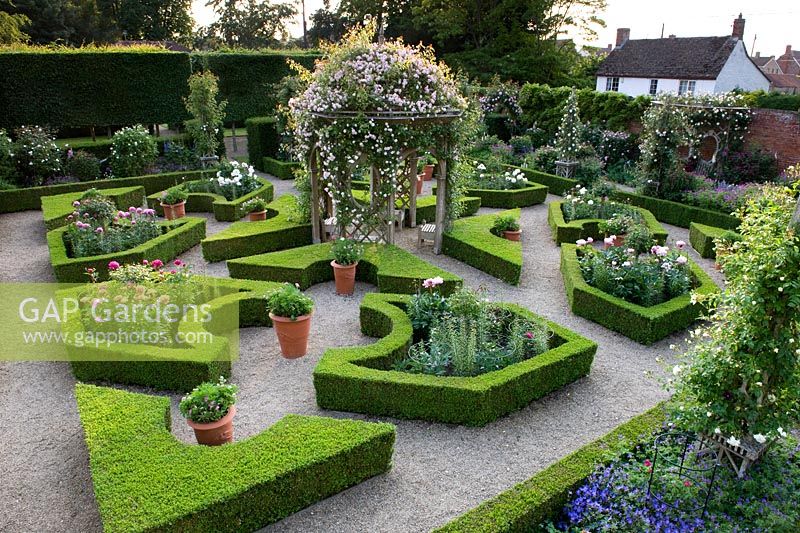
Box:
[560,244,719,344]
[689,222,740,259]
[0,169,209,214]
[228,242,462,295]
[263,157,302,180]
[69,277,280,392]
[245,116,281,171]
[510,165,578,196]
[146,177,274,222]
[314,293,597,426]
[547,201,668,246]
[201,195,312,262]
[41,186,145,230]
[435,404,666,532]
[610,190,739,230]
[442,209,523,284]
[75,384,395,533]
[433,183,548,208]
[47,217,206,282]
[351,190,481,226]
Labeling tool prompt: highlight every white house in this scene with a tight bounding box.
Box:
[595,15,770,97]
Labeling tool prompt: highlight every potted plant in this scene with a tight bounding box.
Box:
[416,173,424,194]
[599,213,636,247]
[179,377,238,446]
[330,238,364,296]
[160,186,189,221]
[242,197,268,221]
[266,283,315,358]
[491,214,522,241]
[418,154,436,181]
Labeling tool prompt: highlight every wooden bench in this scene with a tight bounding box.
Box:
[418,223,436,245]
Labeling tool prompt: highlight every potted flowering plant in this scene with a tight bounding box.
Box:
[418,154,436,181]
[160,186,188,220]
[179,377,238,446]
[266,284,315,358]
[242,197,269,221]
[330,238,364,295]
[599,213,637,247]
[491,214,522,241]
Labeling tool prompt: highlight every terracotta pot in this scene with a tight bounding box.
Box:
[248,210,267,222]
[331,260,358,295]
[604,234,626,248]
[187,405,236,446]
[270,312,313,358]
[416,175,424,194]
[161,201,186,221]
[503,229,522,241]
[714,262,722,271]
[422,164,435,181]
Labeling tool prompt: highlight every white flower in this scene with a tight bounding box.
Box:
[726,436,741,447]
[672,365,683,376]
[477,164,486,171]
[714,427,721,435]
[753,434,767,444]
[587,200,594,205]
[707,411,713,417]
[576,239,587,246]
[778,427,788,438]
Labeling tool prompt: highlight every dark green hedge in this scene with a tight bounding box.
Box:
[201,195,312,262]
[69,277,280,392]
[560,244,719,344]
[510,165,578,196]
[442,209,523,285]
[314,293,596,426]
[610,191,740,230]
[75,384,395,533]
[433,183,547,209]
[41,186,145,230]
[547,201,668,246]
[484,112,513,141]
[689,222,739,259]
[48,217,206,282]
[0,169,209,213]
[246,116,281,171]
[0,48,191,129]
[436,405,666,532]
[58,134,190,160]
[228,242,462,295]
[263,157,302,180]
[147,177,274,222]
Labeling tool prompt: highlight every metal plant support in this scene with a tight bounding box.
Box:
[646,431,720,520]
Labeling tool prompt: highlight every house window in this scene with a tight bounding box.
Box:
[605,77,620,92]
[678,80,696,95]
[649,79,658,95]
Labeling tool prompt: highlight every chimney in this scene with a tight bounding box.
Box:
[668,34,676,39]
[616,28,630,47]
[755,51,761,57]
[732,13,745,40]
[786,45,793,57]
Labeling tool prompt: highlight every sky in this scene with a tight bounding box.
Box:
[191,0,799,58]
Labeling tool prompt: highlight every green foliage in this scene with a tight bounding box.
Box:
[610,189,740,229]
[0,11,30,44]
[245,116,280,171]
[490,214,520,235]
[265,156,302,180]
[406,283,449,338]
[265,283,314,319]
[65,150,101,182]
[203,0,297,49]
[179,377,238,423]
[185,71,227,158]
[625,223,655,255]
[0,128,15,183]
[688,222,736,259]
[547,199,667,247]
[75,384,395,532]
[160,185,188,205]
[149,175,274,222]
[555,90,582,162]
[109,125,158,178]
[636,96,692,200]
[746,90,800,112]
[331,238,363,266]
[671,185,800,444]
[65,205,160,259]
[597,213,638,236]
[11,125,61,186]
[242,196,268,213]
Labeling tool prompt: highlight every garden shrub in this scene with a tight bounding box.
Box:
[64,150,101,182]
[75,384,395,532]
[109,125,158,178]
[712,148,779,184]
[185,70,227,159]
[245,117,281,171]
[263,157,301,180]
[313,293,597,426]
[11,125,61,186]
[0,129,15,184]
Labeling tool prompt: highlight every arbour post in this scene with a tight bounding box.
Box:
[309,147,322,243]
[433,156,447,254]
[409,152,418,228]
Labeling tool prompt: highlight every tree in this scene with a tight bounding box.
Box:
[185,70,226,158]
[115,0,193,42]
[205,0,296,48]
[4,0,73,43]
[0,10,30,43]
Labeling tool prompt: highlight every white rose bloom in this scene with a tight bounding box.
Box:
[726,436,741,447]
[753,434,767,444]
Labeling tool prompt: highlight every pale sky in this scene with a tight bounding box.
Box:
[191,0,799,58]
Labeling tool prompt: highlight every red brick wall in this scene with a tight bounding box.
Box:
[744,109,800,172]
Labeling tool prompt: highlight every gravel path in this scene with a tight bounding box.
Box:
[0,177,723,533]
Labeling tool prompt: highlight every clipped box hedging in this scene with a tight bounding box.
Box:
[245,116,281,172]
[58,134,190,160]
[442,209,523,284]
[689,222,739,259]
[146,177,274,222]
[610,190,740,230]
[201,195,312,262]
[560,244,719,344]
[69,277,280,392]
[75,384,395,533]
[351,190,481,226]
[263,157,302,180]
[433,183,547,208]
[47,217,206,282]
[41,186,145,230]
[435,405,666,532]
[510,165,578,196]
[228,242,462,295]
[547,201,668,246]
[314,293,597,426]
[0,169,209,214]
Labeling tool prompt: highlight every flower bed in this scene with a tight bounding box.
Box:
[688,222,739,259]
[439,161,549,208]
[442,209,523,284]
[228,242,462,295]
[147,177,274,222]
[201,195,312,262]
[40,186,145,230]
[0,169,208,213]
[547,200,667,246]
[47,217,206,282]
[69,276,280,392]
[560,244,718,344]
[313,292,596,426]
[76,384,395,533]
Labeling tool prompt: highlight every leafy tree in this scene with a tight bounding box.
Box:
[205,0,296,48]
[114,0,193,41]
[185,70,227,158]
[0,10,30,43]
[4,0,72,43]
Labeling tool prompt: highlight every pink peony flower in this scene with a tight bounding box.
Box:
[95,227,104,234]
[586,237,594,243]
[604,236,615,246]
[174,259,183,266]
[72,200,81,207]
[108,261,120,270]
[676,256,688,265]
[676,240,686,250]
[525,331,533,339]
[575,239,587,246]
[151,259,164,269]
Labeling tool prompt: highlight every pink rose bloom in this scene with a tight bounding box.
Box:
[604,236,615,246]
[676,240,686,250]
[586,237,594,243]
[108,261,120,270]
[422,279,433,289]
[431,276,444,286]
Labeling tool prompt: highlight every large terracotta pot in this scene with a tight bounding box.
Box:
[161,201,186,221]
[270,312,313,358]
[187,405,236,446]
[422,164,435,181]
[605,234,626,248]
[416,175,424,194]
[331,260,358,295]
[503,229,522,242]
[248,210,267,222]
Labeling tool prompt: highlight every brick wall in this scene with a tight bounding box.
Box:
[744,108,800,171]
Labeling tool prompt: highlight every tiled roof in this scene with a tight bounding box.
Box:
[751,56,773,67]
[766,72,800,90]
[596,36,737,79]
